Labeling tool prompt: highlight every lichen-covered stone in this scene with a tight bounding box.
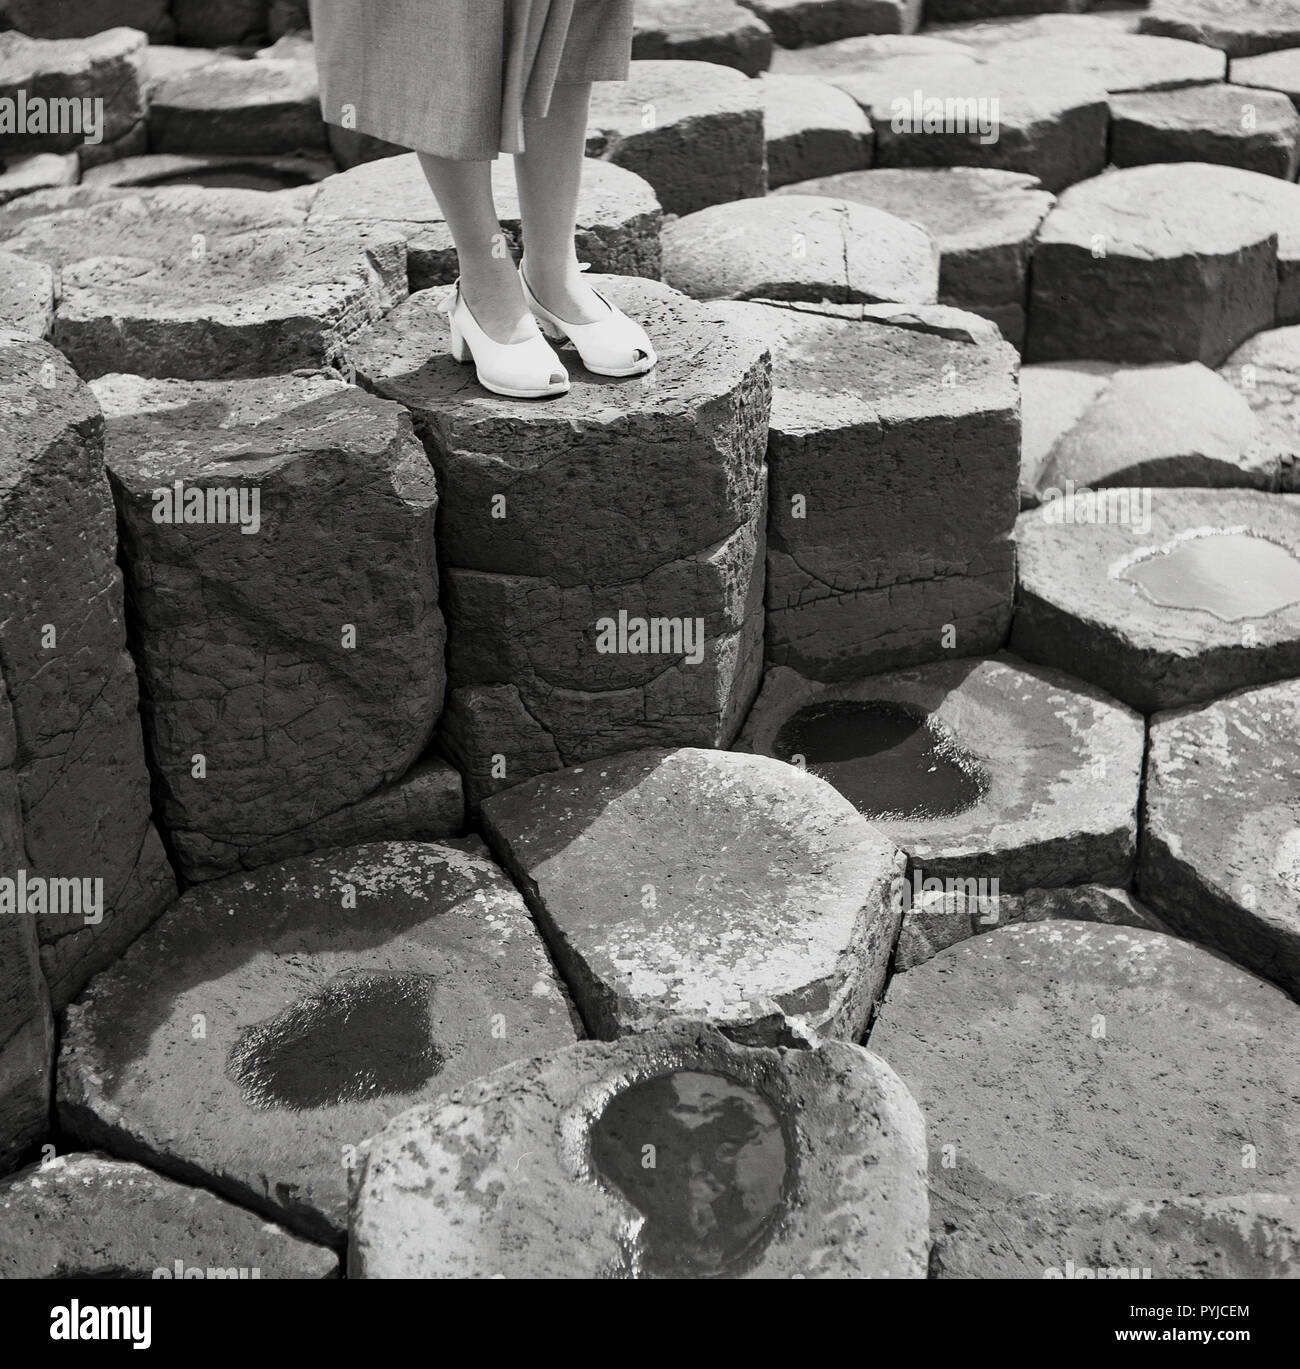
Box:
[483,748,905,1043]
[351,1021,930,1278]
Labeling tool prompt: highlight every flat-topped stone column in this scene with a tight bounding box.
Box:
[737,654,1145,890]
[58,840,578,1243]
[348,277,771,808]
[713,300,1019,679]
[96,372,456,883]
[1141,679,1300,998]
[0,333,176,1008]
[480,747,905,1045]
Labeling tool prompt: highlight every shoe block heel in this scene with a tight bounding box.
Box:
[447,317,471,363]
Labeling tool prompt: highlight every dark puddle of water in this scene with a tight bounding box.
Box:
[773,699,988,821]
[227,971,443,1111]
[1121,532,1300,622]
[589,1069,794,1279]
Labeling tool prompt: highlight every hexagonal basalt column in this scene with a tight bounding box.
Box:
[306,152,662,295]
[1140,0,1300,58]
[632,0,775,76]
[939,13,1228,92]
[0,249,53,337]
[1020,361,1293,501]
[777,167,1054,347]
[1231,48,1300,108]
[481,748,905,1045]
[57,841,578,1243]
[0,29,147,157]
[347,278,770,807]
[1028,163,1300,366]
[1140,679,1300,998]
[739,0,922,45]
[662,195,939,305]
[96,372,454,884]
[714,299,1018,678]
[1221,326,1300,490]
[0,186,407,378]
[585,60,765,215]
[780,41,1109,193]
[148,53,326,157]
[871,923,1300,1259]
[754,74,875,188]
[1011,488,1300,712]
[350,1020,929,1279]
[0,1153,338,1278]
[1110,84,1300,180]
[737,654,1145,889]
[0,334,176,1009]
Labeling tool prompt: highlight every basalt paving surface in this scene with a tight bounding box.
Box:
[871,922,1300,1267]
[0,1153,339,1279]
[349,1021,929,1279]
[754,74,875,188]
[737,654,1144,890]
[57,841,577,1242]
[1140,679,1300,999]
[632,0,775,76]
[480,748,904,1045]
[1012,488,1300,712]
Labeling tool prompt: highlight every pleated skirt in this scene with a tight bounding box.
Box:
[308,0,634,159]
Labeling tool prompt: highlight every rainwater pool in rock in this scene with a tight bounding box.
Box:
[1121,533,1300,621]
[589,1070,794,1278]
[773,700,988,820]
[227,972,443,1111]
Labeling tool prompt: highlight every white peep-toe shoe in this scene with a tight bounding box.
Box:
[519,261,657,378]
[444,281,570,399]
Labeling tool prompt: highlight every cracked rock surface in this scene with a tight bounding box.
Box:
[351,1020,929,1278]
[663,195,939,305]
[1140,679,1300,999]
[481,748,905,1044]
[1140,0,1300,58]
[96,371,448,883]
[716,298,1017,679]
[57,840,577,1242]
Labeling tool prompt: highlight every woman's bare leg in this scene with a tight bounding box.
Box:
[416,152,534,343]
[513,82,607,325]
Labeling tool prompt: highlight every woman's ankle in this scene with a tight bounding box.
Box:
[519,253,607,325]
[456,260,534,344]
